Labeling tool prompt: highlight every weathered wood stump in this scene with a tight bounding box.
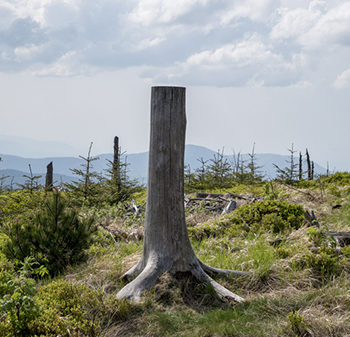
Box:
[46,161,53,191]
[116,86,245,302]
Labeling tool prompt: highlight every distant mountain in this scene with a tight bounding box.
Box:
[0,134,83,158]
[0,169,75,188]
[0,144,327,187]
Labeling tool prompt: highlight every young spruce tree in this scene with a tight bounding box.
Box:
[1,189,96,276]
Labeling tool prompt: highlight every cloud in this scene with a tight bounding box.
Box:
[333,68,350,88]
[0,0,349,88]
[271,1,350,49]
[128,0,209,26]
[220,0,280,24]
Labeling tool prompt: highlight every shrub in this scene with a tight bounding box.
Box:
[287,311,308,336]
[323,172,350,186]
[1,189,97,276]
[304,228,343,278]
[29,279,132,337]
[189,200,305,240]
[30,280,101,337]
[0,257,47,337]
[228,200,305,234]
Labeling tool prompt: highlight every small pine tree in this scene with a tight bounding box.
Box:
[1,189,97,276]
[16,165,42,193]
[102,148,142,205]
[245,143,264,184]
[207,148,232,189]
[194,157,210,190]
[273,144,299,184]
[65,142,101,205]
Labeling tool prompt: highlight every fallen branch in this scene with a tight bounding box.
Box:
[276,180,315,200]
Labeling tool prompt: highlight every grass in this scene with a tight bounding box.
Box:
[1,179,350,336]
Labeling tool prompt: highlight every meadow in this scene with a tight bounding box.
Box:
[1,162,350,336]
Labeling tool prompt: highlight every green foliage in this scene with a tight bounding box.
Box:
[1,189,97,276]
[303,228,342,278]
[65,142,102,206]
[100,156,143,206]
[65,143,143,207]
[189,200,305,240]
[0,257,48,337]
[29,279,132,337]
[185,146,264,192]
[273,144,300,184]
[287,311,308,336]
[0,190,45,223]
[15,165,42,193]
[321,171,350,186]
[185,151,234,192]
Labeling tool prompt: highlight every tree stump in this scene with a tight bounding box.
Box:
[116,86,245,302]
[46,161,53,191]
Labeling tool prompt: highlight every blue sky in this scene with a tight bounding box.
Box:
[1,0,350,170]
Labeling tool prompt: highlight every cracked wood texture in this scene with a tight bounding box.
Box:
[116,86,244,303]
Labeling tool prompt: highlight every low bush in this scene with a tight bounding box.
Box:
[1,189,97,276]
[189,200,305,240]
[29,279,133,337]
[0,257,47,337]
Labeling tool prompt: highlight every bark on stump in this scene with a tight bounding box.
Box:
[116,86,245,303]
[113,136,119,179]
[46,161,53,191]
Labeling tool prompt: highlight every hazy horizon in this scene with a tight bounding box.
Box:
[1,1,349,171]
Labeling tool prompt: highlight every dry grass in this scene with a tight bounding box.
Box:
[50,183,350,336]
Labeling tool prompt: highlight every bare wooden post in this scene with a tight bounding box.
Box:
[299,152,302,181]
[306,149,311,181]
[113,136,119,179]
[116,86,245,302]
[46,161,53,191]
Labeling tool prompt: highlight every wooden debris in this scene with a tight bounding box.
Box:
[304,210,319,227]
[325,232,350,247]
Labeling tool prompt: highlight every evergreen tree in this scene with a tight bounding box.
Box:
[16,165,42,193]
[207,148,232,189]
[245,143,264,184]
[1,189,97,276]
[273,144,299,184]
[102,148,142,205]
[65,142,101,205]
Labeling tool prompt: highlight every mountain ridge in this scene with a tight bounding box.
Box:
[0,144,326,187]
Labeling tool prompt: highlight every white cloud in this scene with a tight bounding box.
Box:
[129,0,208,26]
[14,44,44,61]
[220,0,280,24]
[185,36,281,68]
[32,50,95,76]
[270,4,321,41]
[0,0,349,88]
[333,68,350,88]
[301,2,350,48]
[271,1,350,49]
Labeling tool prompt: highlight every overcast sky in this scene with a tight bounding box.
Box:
[1,0,350,170]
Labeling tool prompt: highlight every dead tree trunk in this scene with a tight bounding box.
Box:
[116,86,245,303]
[113,136,119,180]
[46,161,53,191]
[306,149,311,181]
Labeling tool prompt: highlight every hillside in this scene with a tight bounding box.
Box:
[1,174,350,336]
[0,144,326,187]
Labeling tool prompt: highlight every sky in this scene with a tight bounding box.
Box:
[0,0,350,171]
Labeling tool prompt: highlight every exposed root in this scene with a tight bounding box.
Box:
[116,261,165,301]
[120,260,144,282]
[191,263,245,303]
[117,257,245,303]
[198,259,248,278]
